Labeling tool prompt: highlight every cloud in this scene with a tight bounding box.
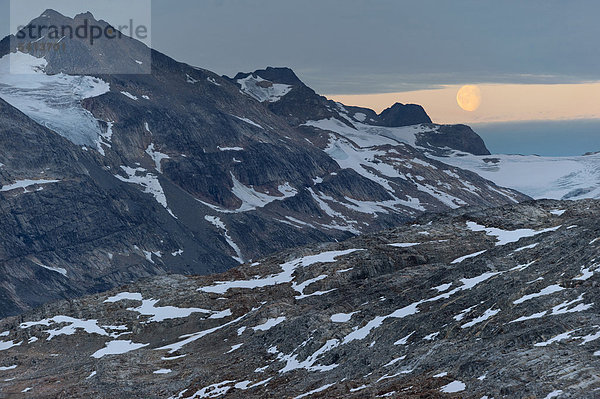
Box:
[149,0,600,94]
[2,1,599,95]
[327,82,600,124]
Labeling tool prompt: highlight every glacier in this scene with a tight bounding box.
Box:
[434,151,600,200]
[0,52,110,146]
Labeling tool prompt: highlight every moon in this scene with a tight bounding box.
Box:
[456,85,482,111]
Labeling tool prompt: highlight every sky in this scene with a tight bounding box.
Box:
[1,0,599,155]
[329,83,600,124]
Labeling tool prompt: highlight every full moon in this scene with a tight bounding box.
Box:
[456,85,482,112]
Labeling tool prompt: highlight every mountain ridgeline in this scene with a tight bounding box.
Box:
[0,10,527,318]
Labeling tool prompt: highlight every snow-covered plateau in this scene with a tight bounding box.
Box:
[434,151,600,200]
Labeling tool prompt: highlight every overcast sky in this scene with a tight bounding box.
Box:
[2,0,599,94]
[160,0,600,94]
[1,0,599,155]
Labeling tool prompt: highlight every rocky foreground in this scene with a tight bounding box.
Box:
[1,199,599,398]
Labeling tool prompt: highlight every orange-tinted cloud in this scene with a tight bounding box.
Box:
[328,82,600,124]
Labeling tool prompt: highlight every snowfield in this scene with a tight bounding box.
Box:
[0,52,110,146]
[300,116,522,217]
[434,152,600,200]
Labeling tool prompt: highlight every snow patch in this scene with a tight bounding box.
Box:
[293,383,335,399]
[115,166,176,218]
[237,74,292,103]
[120,91,138,100]
[218,146,244,151]
[20,316,108,340]
[534,331,577,347]
[28,258,67,276]
[154,368,172,374]
[0,340,21,351]
[388,242,420,248]
[145,143,170,173]
[198,249,362,294]
[440,380,466,393]
[543,390,564,399]
[232,115,264,129]
[105,292,222,322]
[230,173,297,212]
[451,250,486,264]
[513,284,565,305]
[461,308,500,328]
[1,179,60,193]
[330,312,357,323]
[252,317,286,332]
[466,221,561,246]
[91,340,148,358]
[205,215,244,263]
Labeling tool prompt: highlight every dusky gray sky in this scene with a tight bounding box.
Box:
[152,0,600,94]
[1,0,599,156]
[1,0,600,94]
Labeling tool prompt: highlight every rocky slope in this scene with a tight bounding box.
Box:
[1,199,598,398]
[0,10,530,317]
[0,96,238,318]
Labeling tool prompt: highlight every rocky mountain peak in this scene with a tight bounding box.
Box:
[74,11,97,20]
[233,66,305,87]
[232,66,492,156]
[6,8,150,75]
[39,8,66,17]
[379,102,433,127]
[21,9,101,33]
[36,8,72,21]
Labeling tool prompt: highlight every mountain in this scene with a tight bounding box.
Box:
[0,96,239,318]
[232,67,435,128]
[0,10,528,317]
[231,67,491,156]
[1,9,151,75]
[379,102,432,127]
[0,199,598,398]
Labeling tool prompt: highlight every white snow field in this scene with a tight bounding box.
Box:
[434,151,600,200]
[0,52,110,146]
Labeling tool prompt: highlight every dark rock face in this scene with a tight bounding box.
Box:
[3,10,151,75]
[0,199,598,398]
[379,102,432,127]
[0,98,235,318]
[418,124,491,156]
[0,10,525,318]
[233,67,304,86]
